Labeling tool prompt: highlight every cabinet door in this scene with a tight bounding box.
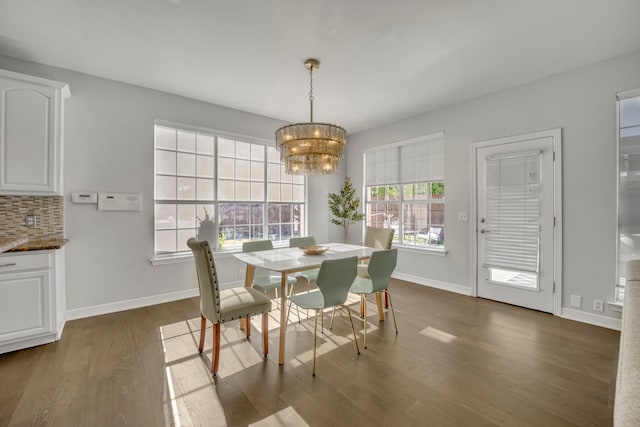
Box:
[0,270,52,342]
[0,77,59,194]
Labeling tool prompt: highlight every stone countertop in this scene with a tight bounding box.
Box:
[4,238,68,252]
[0,236,29,253]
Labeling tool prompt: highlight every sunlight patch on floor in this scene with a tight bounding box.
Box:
[284,305,368,366]
[249,406,310,427]
[420,326,457,343]
[155,291,379,423]
[160,322,226,426]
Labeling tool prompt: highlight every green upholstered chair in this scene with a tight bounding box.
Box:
[349,249,398,349]
[358,226,394,278]
[242,240,297,309]
[358,226,395,313]
[288,256,361,376]
[188,238,272,376]
[289,236,320,285]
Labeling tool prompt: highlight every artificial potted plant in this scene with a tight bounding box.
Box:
[328,177,366,242]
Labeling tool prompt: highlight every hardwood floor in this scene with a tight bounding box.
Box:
[0,280,620,426]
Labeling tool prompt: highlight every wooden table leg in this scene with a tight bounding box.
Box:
[240,265,255,331]
[279,271,287,365]
[376,292,385,321]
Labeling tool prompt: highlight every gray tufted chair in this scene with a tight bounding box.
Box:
[188,238,272,376]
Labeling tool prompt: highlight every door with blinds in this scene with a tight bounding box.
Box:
[476,134,556,313]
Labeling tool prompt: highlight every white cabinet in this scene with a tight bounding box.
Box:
[0,69,70,195]
[0,249,65,354]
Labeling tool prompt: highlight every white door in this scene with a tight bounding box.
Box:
[476,134,556,313]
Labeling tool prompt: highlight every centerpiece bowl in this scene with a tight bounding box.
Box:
[300,245,329,255]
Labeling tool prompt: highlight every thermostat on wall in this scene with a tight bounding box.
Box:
[98,192,142,212]
[71,192,98,204]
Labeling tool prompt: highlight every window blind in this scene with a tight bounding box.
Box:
[365,134,444,186]
[482,150,541,274]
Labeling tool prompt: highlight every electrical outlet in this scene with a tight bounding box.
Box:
[24,215,37,228]
[593,299,604,312]
[570,294,582,308]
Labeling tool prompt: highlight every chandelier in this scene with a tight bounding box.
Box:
[275,59,346,175]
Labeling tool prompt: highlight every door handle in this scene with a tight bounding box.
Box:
[0,263,17,268]
[480,229,490,234]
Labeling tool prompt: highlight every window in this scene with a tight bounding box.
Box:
[617,91,640,302]
[154,124,305,255]
[364,133,445,249]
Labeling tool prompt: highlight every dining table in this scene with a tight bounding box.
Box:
[234,242,379,365]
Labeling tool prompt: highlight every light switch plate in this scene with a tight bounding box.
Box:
[457,211,468,221]
[570,294,582,308]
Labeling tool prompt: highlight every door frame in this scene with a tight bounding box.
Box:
[470,128,563,315]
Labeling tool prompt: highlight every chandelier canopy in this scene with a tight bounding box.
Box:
[275,59,346,175]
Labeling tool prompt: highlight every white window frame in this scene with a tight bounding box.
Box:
[152,121,306,260]
[363,132,446,252]
[615,88,640,305]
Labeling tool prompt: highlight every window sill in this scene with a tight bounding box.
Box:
[150,242,290,266]
[150,250,239,266]
[607,300,623,312]
[395,244,448,256]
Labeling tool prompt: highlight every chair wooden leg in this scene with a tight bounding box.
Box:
[360,297,365,317]
[386,290,398,334]
[313,310,318,376]
[345,305,361,355]
[212,323,221,375]
[384,292,389,309]
[198,314,206,353]
[246,316,251,339]
[262,313,269,357]
[375,292,385,321]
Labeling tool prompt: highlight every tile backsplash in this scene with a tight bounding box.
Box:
[0,196,64,239]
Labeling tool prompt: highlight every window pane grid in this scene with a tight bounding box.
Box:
[365,181,445,249]
[617,95,640,302]
[154,125,305,255]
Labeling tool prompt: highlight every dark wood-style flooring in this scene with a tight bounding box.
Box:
[0,280,620,426]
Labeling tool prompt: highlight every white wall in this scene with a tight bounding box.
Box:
[3,49,638,326]
[0,54,346,315]
[347,49,640,324]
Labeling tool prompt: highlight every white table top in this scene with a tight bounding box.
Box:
[233,243,377,274]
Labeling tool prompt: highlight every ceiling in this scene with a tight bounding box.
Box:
[1,0,640,134]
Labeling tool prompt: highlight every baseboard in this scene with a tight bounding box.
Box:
[64,276,620,332]
[65,279,244,321]
[392,271,471,296]
[560,307,621,331]
[56,318,65,340]
[0,333,56,355]
[65,288,199,320]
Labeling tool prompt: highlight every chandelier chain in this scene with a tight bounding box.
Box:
[274,57,345,175]
[309,65,314,122]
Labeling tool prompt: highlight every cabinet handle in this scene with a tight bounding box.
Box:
[0,263,17,268]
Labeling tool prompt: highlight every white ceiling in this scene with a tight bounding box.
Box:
[1,0,640,134]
